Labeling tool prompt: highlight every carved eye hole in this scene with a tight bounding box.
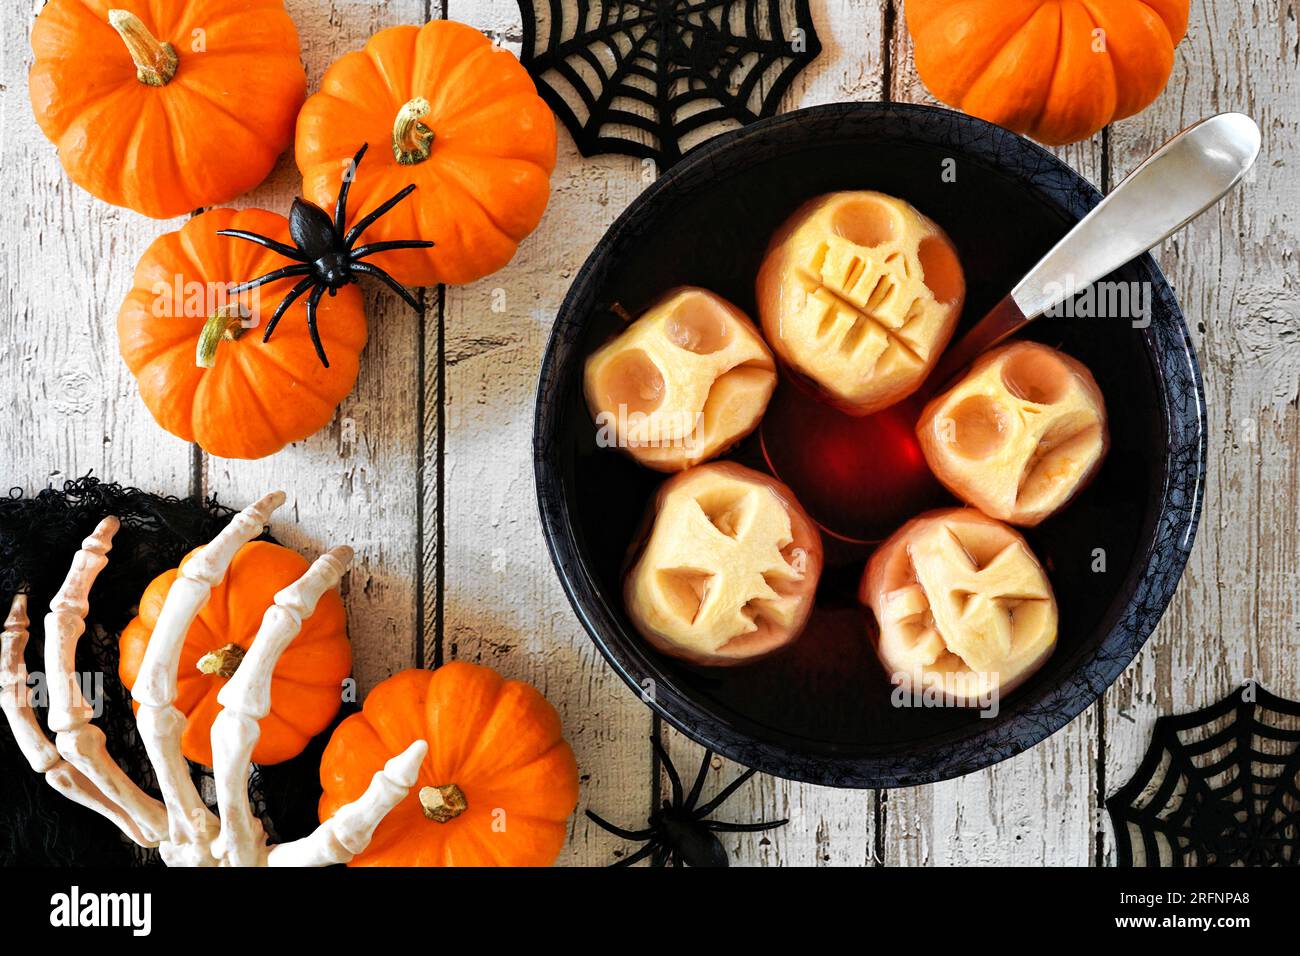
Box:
[665,296,731,354]
[658,568,713,624]
[943,394,1008,459]
[831,198,897,248]
[1001,347,1070,404]
[917,235,963,304]
[598,348,665,415]
[693,486,751,539]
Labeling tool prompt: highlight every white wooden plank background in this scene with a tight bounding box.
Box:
[1,0,1294,866]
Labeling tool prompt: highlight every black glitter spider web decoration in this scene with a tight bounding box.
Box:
[517,0,821,166]
[1107,684,1300,866]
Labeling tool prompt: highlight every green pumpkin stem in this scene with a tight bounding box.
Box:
[393,98,435,165]
[196,643,246,679]
[419,784,468,823]
[108,10,178,87]
[195,306,246,369]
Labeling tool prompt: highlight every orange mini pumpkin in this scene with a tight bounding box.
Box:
[117,208,367,460]
[905,0,1190,145]
[295,20,556,287]
[319,664,579,866]
[120,541,353,767]
[30,1,306,218]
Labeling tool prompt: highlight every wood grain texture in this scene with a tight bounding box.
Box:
[1100,0,1300,863]
[3,0,1291,868]
[880,1,1104,866]
[440,0,657,867]
[1,0,191,499]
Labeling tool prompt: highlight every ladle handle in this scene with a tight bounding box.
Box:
[1012,112,1260,320]
[931,112,1261,385]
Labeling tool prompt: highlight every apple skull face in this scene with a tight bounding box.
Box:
[625,462,823,666]
[756,191,965,415]
[584,288,777,472]
[860,508,1058,705]
[917,342,1109,526]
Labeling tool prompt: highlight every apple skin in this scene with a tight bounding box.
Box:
[916,341,1110,527]
[756,191,965,416]
[860,508,1058,705]
[624,462,824,667]
[584,287,777,472]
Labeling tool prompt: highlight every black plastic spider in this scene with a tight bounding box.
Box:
[587,735,787,867]
[217,143,433,367]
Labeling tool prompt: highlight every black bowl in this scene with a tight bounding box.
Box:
[534,102,1206,788]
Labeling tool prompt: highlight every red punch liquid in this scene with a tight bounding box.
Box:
[760,378,953,545]
[760,296,1027,545]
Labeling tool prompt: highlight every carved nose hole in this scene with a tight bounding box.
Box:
[952,589,980,614]
[665,295,731,354]
[1001,347,1071,404]
[831,198,898,248]
[917,235,963,304]
[598,348,665,415]
[944,394,1008,459]
[693,488,750,538]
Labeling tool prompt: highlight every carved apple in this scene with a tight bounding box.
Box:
[756,191,965,415]
[917,341,1109,526]
[584,288,776,471]
[860,508,1057,704]
[625,462,823,666]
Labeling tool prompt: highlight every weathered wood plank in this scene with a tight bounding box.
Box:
[1,0,191,498]
[1101,0,1300,863]
[439,0,656,866]
[881,0,1103,866]
[204,0,429,694]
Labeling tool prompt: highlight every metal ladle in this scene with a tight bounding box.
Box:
[760,112,1262,543]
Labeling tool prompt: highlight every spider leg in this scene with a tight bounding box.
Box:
[344,183,419,249]
[701,818,788,832]
[216,229,307,262]
[650,845,669,867]
[228,263,313,295]
[692,767,758,818]
[305,284,330,367]
[334,143,369,235]
[262,276,316,344]
[351,261,422,312]
[684,748,714,812]
[350,239,435,260]
[610,839,660,868]
[651,734,684,808]
[585,808,655,841]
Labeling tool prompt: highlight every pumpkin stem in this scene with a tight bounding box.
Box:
[108,10,178,87]
[196,643,246,679]
[195,305,246,369]
[419,784,468,823]
[393,98,435,165]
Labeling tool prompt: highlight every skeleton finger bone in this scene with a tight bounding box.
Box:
[211,544,353,866]
[2,490,418,866]
[132,491,285,862]
[44,518,168,844]
[267,739,428,867]
[1,593,155,845]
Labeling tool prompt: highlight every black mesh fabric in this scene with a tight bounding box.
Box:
[0,476,336,865]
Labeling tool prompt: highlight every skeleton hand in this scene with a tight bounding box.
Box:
[0,491,427,866]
